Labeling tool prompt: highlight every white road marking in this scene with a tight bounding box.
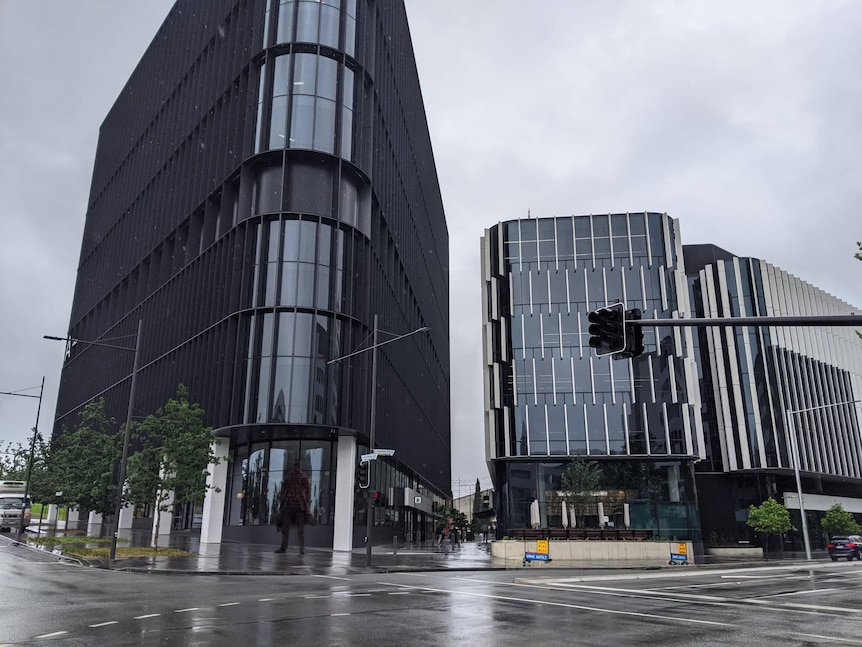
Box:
[312,574,352,581]
[36,631,69,638]
[134,613,161,619]
[331,613,351,616]
[388,592,411,595]
[746,598,862,613]
[304,595,330,599]
[376,582,734,627]
[217,602,240,607]
[530,581,848,617]
[536,582,728,603]
[798,634,862,644]
[345,593,371,597]
[174,608,200,613]
[259,598,277,602]
[89,621,119,627]
[771,588,838,597]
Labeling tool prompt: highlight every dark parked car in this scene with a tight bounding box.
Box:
[827,535,862,561]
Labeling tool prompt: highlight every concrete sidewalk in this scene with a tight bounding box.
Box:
[6,525,828,576]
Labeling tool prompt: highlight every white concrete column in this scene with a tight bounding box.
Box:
[597,502,605,527]
[87,511,102,536]
[46,504,59,525]
[67,508,80,527]
[200,439,229,545]
[333,435,357,552]
[118,504,134,530]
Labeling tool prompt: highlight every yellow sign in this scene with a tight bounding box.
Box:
[677,543,687,555]
[536,539,549,555]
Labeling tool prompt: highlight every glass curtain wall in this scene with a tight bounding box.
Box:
[226,438,335,527]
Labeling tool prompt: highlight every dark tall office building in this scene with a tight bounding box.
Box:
[52,0,450,550]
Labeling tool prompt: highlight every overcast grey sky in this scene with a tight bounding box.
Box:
[2,1,861,495]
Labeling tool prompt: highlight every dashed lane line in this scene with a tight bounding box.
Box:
[88,621,118,627]
[217,602,240,607]
[134,613,161,619]
[35,631,68,639]
[174,608,200,613]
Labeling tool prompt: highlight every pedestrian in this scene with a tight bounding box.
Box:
[275,460,311,554]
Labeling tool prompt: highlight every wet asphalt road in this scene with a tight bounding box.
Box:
[4,542,862,646]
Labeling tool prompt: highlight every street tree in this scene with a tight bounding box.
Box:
[472,478,482,516]
[0,440,29,479]
[49,400,120,524]
[125,386,220,548]
[561,456,602,528]
[746,497,791,558]
[821,503,862,537]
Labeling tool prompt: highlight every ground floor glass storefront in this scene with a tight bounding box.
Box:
[219,429,449,548]
[227,436,336,528]
[493,458,702,541]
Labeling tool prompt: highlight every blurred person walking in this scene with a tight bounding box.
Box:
[275,460,311,554]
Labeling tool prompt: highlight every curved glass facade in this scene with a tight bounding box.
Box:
[256,0,357,159]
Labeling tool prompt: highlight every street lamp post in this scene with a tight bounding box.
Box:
[45,319,142,561]
[786,399,861,562]
[327,315,429,568]
[0,377,45,540]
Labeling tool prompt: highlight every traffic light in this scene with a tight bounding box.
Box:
[372,490,382,506]
[587,303,626,355]
[356,460,369,489]
[623,308,644,359]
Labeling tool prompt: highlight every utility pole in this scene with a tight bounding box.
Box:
[0,377,44,540]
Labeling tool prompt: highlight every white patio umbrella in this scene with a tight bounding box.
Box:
[561,500,569,529]
[530,499,540,529]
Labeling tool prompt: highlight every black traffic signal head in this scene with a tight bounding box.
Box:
[588,303,626,356]
[356,460,369,489]
[622,308,645,359]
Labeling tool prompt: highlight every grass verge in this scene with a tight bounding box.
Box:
[26,535,192,558]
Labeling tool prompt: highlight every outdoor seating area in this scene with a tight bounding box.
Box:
[510,527,654,541]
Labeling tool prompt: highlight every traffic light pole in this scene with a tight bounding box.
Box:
[365,315,379,569]
[326,317,429,569]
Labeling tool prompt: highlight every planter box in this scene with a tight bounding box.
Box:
[492,539,694,564]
